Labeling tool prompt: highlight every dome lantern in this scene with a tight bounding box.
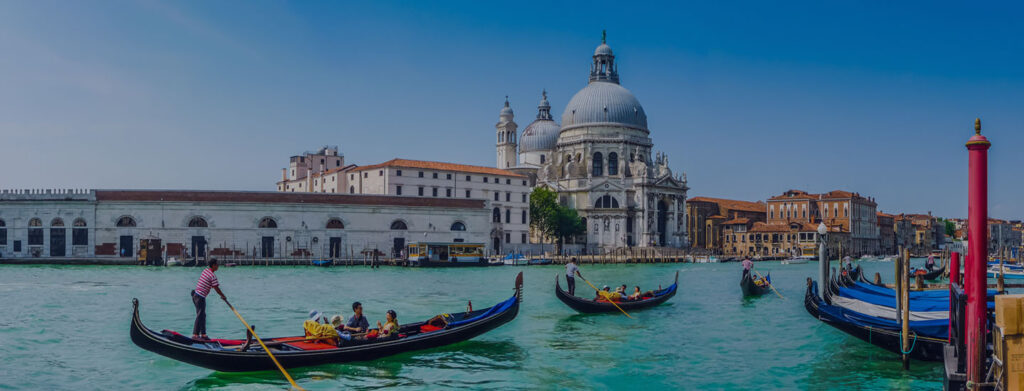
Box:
[590,30,619,84]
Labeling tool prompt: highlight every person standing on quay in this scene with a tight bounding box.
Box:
[192,258,227,340]
[566,258,583,295]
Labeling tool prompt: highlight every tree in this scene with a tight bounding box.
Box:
[530,187,585,253]
[945,220,956,237]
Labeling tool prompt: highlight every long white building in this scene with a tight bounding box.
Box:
[0,189,488,260]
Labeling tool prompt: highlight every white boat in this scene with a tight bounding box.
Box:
[166,257,181,266]
[987,265,1024,279]
[781,256,811,265]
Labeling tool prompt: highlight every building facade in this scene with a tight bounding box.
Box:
[277,146,355,194]
[343,159,530,253]
[876,212,896,255]
[767,189,880,255]
[0,189,489,260]
[686,197,766,253]
[501,35,689,250]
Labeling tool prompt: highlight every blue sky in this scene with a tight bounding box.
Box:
[1,1,1023,218]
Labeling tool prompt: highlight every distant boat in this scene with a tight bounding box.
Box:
[987,265,1024,279]
[781,256,812,265]
[166,257,182,267]
[528,258,553,266]
[503,253,528,266]
[311,259,333,267]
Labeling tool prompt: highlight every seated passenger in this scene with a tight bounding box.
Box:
[331,315,352,341]
[616,285,628,296]
[595,285,611,300]
[303,310,339,343]
[344,301,370,333]
[376,309,400,338]
[628,286,643,300]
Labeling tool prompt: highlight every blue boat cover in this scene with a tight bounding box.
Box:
[447,294,517,327]
[818,291,949,339]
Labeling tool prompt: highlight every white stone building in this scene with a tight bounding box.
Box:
[343,159,531,253]
[0,189,488,260]
[277,146,356,194]
[501,34,689,250]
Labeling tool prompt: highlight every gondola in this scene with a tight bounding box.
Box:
[310,259,333,267]
[554,271,677,313]
[803,278,946,362]
[908,266,945,281]
[740,272,772,297]
[130,272,523,372]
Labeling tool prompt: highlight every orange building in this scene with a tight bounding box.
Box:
[767,189,879,256]
[686,197,766,253]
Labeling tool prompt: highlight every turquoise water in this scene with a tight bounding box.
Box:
[0,261,947,390]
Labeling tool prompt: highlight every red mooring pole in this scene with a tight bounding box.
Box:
[949,251,960,344]
[965,118,990,387]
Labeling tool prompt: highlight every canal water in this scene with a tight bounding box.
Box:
[0,261,948,390]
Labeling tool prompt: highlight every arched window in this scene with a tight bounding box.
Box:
[116,216,136,227]
[592,152,603,176]
[450,221,466,231]
[492,208,501,223]
[258,217,278,228]
[326,218,344,229]
[594,195,619,208]
[187,216,208,228]
[505,209,511,223]
[349,186,355,194]
[72,218,87,246]
[390,220,407,230]
[51,218,64,227]
[0,219,6,246]
[28,218,43,246]
[608,152,618,176]
[0,219,5,227]
[540,155,546,164]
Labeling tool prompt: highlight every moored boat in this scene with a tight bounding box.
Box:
[130,273,523,372]
[740,272,772,297]
[554,272,678,313]
[987,265,1024,279]
[311,259,333,267]
[908,266,945,281]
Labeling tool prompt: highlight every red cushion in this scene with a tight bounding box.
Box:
[285,341,337,350]
[420,324,442,333]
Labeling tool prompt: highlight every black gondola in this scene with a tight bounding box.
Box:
[130,273,523,372]
[740,272,772,297]
[909,266,945,281]
[803,278,945,361]
[554,272,678,313]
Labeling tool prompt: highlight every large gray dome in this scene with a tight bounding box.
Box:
[561,81,648,131]
[520,119,560,152]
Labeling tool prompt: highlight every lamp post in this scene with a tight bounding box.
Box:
[818,222,828,299]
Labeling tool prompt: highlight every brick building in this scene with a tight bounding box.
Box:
[686,197,766,253]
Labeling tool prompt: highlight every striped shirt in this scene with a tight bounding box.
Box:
[194,268,219,298]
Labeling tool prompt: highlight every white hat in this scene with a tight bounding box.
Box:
[330,314,344,328]
[308,309,323,322]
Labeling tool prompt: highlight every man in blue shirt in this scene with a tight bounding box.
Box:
[343,301,370,333]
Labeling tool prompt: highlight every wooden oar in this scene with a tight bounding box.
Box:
[578,276,633,319]
[223,298,305,391]
[752,270,785,300]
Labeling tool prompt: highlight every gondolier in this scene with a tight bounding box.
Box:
[191,258,226,340]
[565,258,582,295]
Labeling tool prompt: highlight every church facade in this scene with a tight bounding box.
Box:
[498,35,689,250]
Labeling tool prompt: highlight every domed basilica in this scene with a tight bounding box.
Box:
[495,34,689,249]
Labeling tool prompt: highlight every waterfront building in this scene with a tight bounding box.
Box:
[876,211,896,255]
[502,34,690,250]
[0,189,488,260]
[277,146,355,194]
[893,214,916,253]
[987,218,1020,253]
[686,197,766,253]
[720,220,828,258]
[343,159,530,252]
[767,189,880,255]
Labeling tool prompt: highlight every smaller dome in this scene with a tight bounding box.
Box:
[594,43,613,56]
[520,119,560,152]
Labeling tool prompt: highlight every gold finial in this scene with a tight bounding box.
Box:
[975,118,981,135]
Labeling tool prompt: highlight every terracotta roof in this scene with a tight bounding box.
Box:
[877,211,893,218]
[688,196,766,213]
[768,190,817,201]
[708,214,727,219]
[722,218,750,225]
[351,159,524,178]
[94,190,485,209]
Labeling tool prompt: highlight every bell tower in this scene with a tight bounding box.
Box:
[496,96,518,168]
